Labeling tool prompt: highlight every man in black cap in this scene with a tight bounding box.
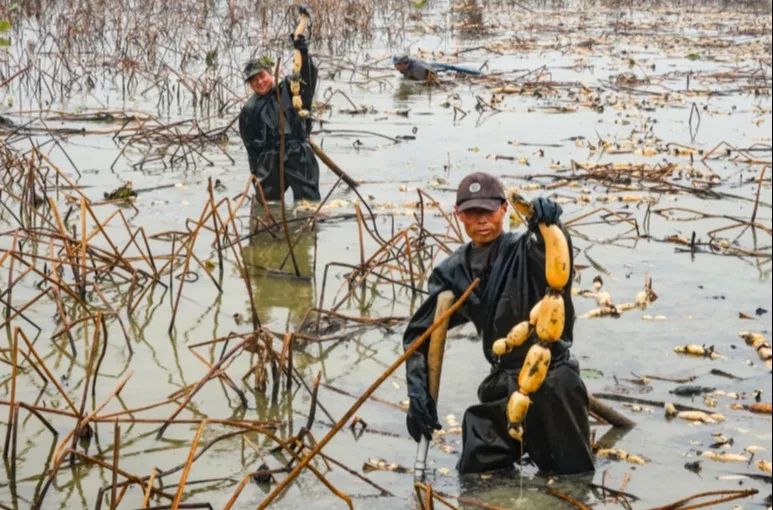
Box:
[239,34,320,201]
[403,171,594,475]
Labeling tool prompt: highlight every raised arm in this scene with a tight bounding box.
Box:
[288,6,317,123]
[403,267,470,441]
[294,35,317,110]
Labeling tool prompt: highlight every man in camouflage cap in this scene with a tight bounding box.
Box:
[239,34,319,201]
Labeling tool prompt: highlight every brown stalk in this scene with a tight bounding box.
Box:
[142,468,159,508]
[110,420,120,510]
[223,427,353,510]
[414,483,458,510]
[256,279,479,509]
[79,197,88,298]
[156,338,250,438]
[36,372,134,507]
[66,449,175,501]
[171,419,208,510]
[16,328,80,415]
[274,59,301,277]
[647,488,758,510]
[206,178,224,281]
[750,166,766,224]
[355,202,366,269]
[167,195,213,333]
[2,327,19,461]
[186,347,247,407]
[219,196,261,329]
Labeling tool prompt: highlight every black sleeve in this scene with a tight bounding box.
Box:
[402,268,470,353]
[238,107,258,172]
[298,45,317,110]
[238,107,248,144]
[403,266,470,398]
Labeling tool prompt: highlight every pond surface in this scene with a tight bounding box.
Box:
[0,1,771,509]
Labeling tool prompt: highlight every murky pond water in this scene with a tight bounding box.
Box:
[1,1,771,509]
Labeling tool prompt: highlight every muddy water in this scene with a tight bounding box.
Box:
[1,3,772,509]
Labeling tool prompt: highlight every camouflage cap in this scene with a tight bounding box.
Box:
[243,55,275,82]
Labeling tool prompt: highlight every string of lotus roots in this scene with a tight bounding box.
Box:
[290,6,311,118]
[493,190,573,442]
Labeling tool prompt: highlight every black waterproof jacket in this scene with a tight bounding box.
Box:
[403,226,594,475]
[239,44,320,200]
[403,228,575,401]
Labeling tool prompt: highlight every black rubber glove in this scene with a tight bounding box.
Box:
[405,352,441,441]
[406,394,441,441]
[529,197,562,228]
[291,33,308,51]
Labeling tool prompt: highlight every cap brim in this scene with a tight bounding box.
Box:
[244,67,272,82]
[457,198,504,213]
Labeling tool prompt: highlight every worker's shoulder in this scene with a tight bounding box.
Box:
[240,94,259,114]
[241,92,272,113]
[413,58,433,70]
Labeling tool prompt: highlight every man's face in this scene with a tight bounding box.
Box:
[394,61,410,73]
[248,69,275,96]
[455,202,507,246]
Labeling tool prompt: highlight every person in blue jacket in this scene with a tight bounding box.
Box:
[393,54,482,81]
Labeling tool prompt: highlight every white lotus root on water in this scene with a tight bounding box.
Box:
[596,447,646,465]
[581,274,657,317]
[757,459,772,474]
[673,344,720,360]
[677,410,726,424]
[738,331,772,368]
[701,451,749,463]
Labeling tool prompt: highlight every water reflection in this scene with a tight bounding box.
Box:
[242,204,316,329]
[394,80,429,101]
[458,469,594,509]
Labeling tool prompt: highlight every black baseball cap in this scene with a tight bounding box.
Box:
[455,172,506,212]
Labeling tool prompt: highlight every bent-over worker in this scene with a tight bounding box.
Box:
[393,54,482,81]
[403,171,594,475]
